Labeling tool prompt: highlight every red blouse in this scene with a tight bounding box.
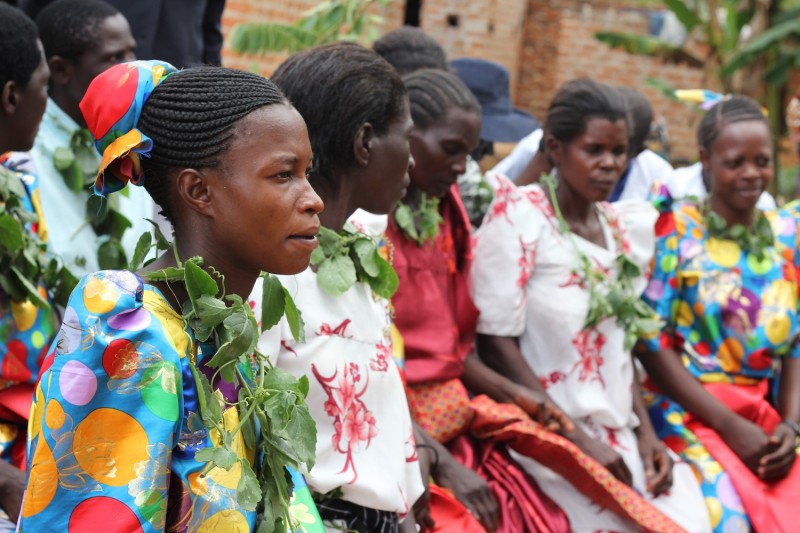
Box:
[387,186,479,385]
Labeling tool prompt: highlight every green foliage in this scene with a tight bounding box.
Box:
[230,0,390,56]
[704,201,775,259]
[144,257,314,532]
[594,31,703,67]
[393,194,444,246]
[0,166,77,309]
[311,224,399,299]
[541,174,662,350]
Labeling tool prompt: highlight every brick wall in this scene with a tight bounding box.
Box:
[221,0,710,161]
[519,0,705,162]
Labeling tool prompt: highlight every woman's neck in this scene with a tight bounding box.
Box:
[317,172,359,232]
[140,232,259,311]
[552,177,595,227]
[709,195,755,227]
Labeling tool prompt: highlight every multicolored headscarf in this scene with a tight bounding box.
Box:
[79,60,178,196]
[675,88,768,116]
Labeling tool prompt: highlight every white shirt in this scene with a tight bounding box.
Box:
[618,149,674,201]
[490,129,543,181]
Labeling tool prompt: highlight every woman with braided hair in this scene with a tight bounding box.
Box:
[21,61,325,531]
[638,96,800,532]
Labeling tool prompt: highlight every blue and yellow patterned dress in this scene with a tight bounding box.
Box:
[638,197,800,533]
[21,270,322,532]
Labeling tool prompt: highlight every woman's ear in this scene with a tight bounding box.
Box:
[699,146,711,173]
[175,168,214,218]
[546,135,563,166]
[352,122,374,167]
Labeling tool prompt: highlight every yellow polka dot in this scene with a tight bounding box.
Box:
[705,497,722,528]
[23,437,57,518]
[11,300,38,332]
[73,408,149,486]
[0,424,18,444]
[194,510,250,532]
[144,291,190,357]
[691,227,704,240]
[666,412,683,425]
[676,301,694,327]
[83,277,119,314]
[706,238,742,268]
[693,302,705,316]
[28,385,44,440]
[666,236,678,250]
[44,399,65,431]
[765,314,791,345]
[718,338,744,373]
[31,331,45,349]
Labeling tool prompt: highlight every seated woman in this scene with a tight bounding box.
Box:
[249,43,424,532]
[470,78,711,533]
[22,61,325,531]
[637,96,800,532]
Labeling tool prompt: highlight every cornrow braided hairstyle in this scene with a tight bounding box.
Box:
[697,96,767,152]
[272,42,407,190]
[137,67,287,223]
[373,27,447,75]
[545,79,628,146]
[402,68,480,131]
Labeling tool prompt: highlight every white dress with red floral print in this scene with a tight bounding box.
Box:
[250,215,424,520]
[471,178,711,533]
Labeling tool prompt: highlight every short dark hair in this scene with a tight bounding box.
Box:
[545,78,628,145]
[618,86,653,157]
[0,4,41,88]
[36,0,120,61]
[403,68,480,130]
[272,41,407,188]
[697,96,767,152]
[136,67,287,223]
[373,26,447,75]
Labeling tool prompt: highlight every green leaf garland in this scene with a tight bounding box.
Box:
[311,223,398,299]
[393,193,443,246]
[0,165,76,309]
[703,201,774,260]
[541,174,662,350]
[144,254,315,533]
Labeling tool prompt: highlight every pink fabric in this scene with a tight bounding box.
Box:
[685,381,800,533]
[387,186,478,385]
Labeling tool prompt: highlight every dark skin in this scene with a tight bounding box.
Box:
[478,117,675,492]
[513,148,552,187]
[0,43,50,524]
[139,104,323,310]
[48,13,136,127]
[640,119,798,481]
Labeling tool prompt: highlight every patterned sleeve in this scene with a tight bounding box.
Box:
[784,204,800,359]
[21,271,184,531]
[471,178,545,337]
[636,207,681,354]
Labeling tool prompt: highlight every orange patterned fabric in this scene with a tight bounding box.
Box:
[469,395,687,533]
[408,379,474,443]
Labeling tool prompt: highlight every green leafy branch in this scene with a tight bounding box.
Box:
[310,223,398,299]
[230,0,390,56]
[542,174,662,350]
[704,201,775,260]
[143,255,314,533]
[0,166,77,309]
[394,194,444,247]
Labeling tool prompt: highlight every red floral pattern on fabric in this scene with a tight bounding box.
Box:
[317,319,352,338]
[369,344,391,373]
[570,329,607,387]
[312,362,378,483]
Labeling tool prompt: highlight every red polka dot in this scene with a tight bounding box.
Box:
[655,214,675,237]
[102,339,139,379]
[2,340,31,383]
[747,348,773,371]
[663,435,687,454]
[69,497,143,533]
[694,341,711,356]
[668,277,679,289]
